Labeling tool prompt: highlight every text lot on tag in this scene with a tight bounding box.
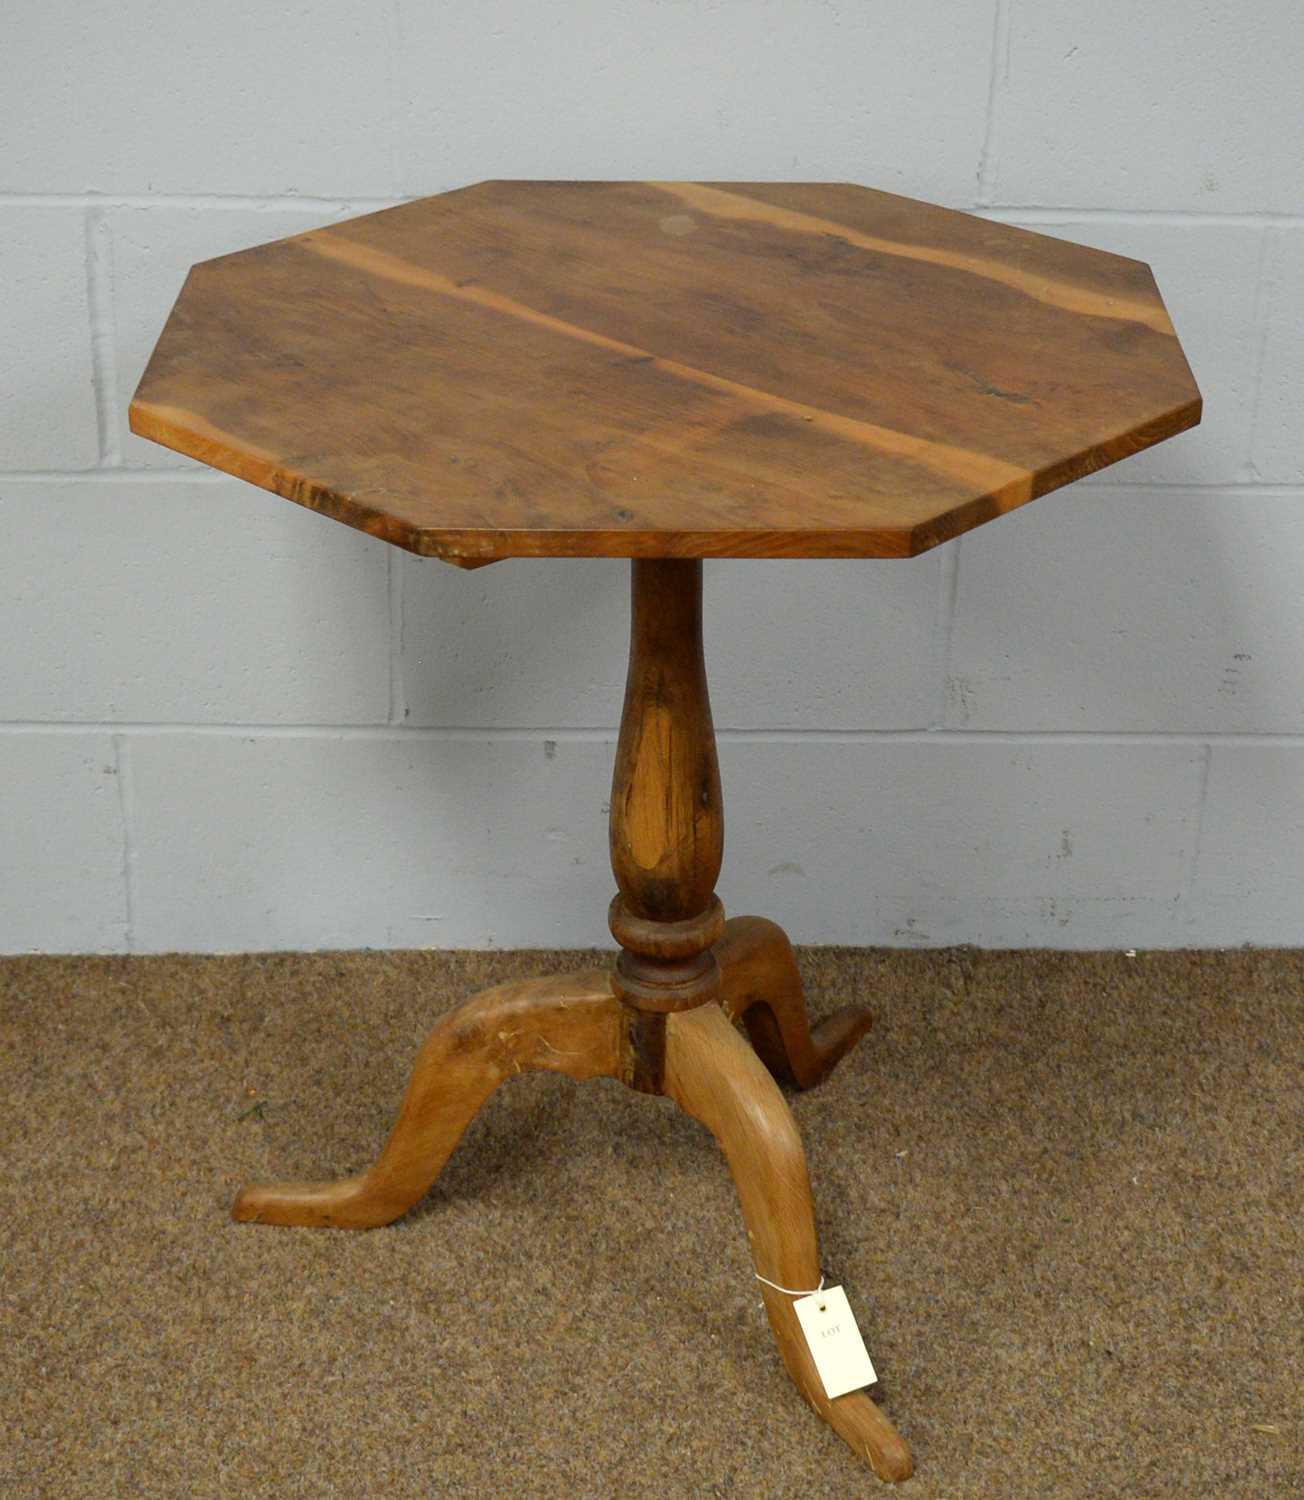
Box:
[792,1285,876,1400]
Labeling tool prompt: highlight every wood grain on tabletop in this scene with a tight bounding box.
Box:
[130,180,1200,565]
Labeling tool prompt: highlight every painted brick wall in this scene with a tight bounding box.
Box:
[2,0,1301,952]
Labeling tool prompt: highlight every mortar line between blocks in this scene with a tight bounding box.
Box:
[975,0,1009,206]
[1079,481,1303,495]
[932,540,962,730]
[0,192,406,211]
[1242,226,1276,476]
[0,468,224,483]
[3,472,1301,498]
[84,207,122,466]
[981,206,1304,228]
[1182,743,1215,923]
[387,548,405,724]
[111,732,138,952]
[7,724,1304,748]
[1,192,1299,228]
[383,0,404,198]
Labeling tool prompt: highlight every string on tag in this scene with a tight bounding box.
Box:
[755,1271,826,1308]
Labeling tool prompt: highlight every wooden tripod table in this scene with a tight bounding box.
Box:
[130,181,1199,1482]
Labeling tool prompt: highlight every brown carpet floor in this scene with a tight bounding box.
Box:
[2,947,1300,1499]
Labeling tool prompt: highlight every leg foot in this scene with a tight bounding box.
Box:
[232,968,620,1227]
[664,1002,912,1482]
[715,916,874,1089]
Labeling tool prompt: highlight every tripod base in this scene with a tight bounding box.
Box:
[232,915,911,1482]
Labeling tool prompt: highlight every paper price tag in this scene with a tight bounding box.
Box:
[792,1285,876,1400]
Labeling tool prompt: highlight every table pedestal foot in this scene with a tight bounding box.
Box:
[665,1000,912,1482]
[231,967,620,1227]
[715,914,874,1089]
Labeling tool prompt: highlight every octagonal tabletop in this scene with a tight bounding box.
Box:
[130,181,1199,567]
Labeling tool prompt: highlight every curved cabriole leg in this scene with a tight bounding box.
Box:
[664,1002,912,1483]
[715,915,874,1089]
[232,969,620,1228]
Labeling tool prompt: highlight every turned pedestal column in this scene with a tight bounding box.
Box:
[609,559,725,1088]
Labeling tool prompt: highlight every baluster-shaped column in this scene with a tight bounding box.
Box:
[608,560,725,1089]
